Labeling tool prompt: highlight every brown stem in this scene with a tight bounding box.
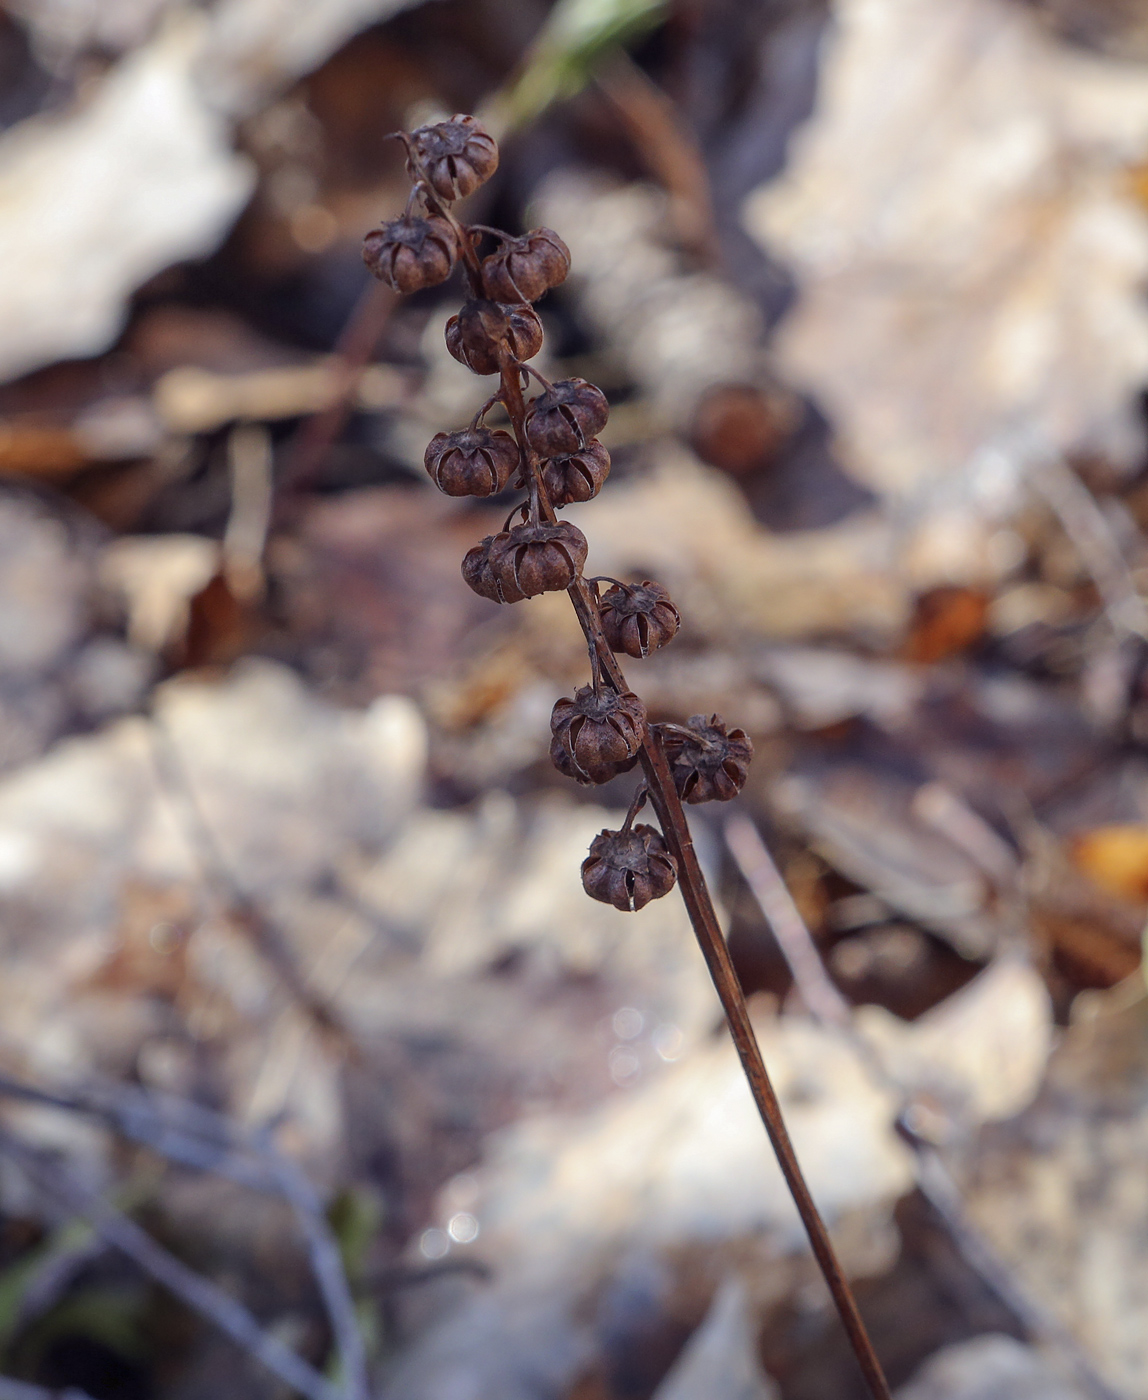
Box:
[494,355,893,1400]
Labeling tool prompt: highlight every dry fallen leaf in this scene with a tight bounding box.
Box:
[652,1276,779,1400]
[0,0,420,381]
[895,1333,1086,1400]
[856,956,1054,1126]
[745,0,1148,499]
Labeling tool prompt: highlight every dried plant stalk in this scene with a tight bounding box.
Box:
[364,114,892,1400]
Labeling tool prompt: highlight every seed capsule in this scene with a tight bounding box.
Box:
[582,824,678,912]
[550,685,646,785]
[600,580,681,658]
[490,521,587,598]
[425,428,518,497]
[362,215,458,293]
[462,533,521,604]
[482,228,571,303]
[661,714,753,804]
[446,300,543,375]
[541,440,610,506]
[525,378,609,457]
[409,115,498,202]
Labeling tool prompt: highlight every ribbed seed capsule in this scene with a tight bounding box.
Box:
[661,714,753,803]
[424,428,518,497]
[362,215,457,293]
[599,580,681,658]
[446,300,543,375]
[582,824,678,912]
[462,533,520,604]
[550,686,646,785]
[525,379,609,457]
[490,521,587,599]
[482,228,571,303]
[408,115,498,202]
[541,440,610,506]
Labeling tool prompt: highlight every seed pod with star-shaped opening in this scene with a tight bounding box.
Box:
[550,685,646,785]
[525,378,609,457]
[408,115,498,202]
[599,580,681,659]
[489,520,587,599]
[541,440,610,506]
[446,300,543,376]
[424,428,518,497]
[482,228,570,303]
[462,533,519,604]
[660,714,753,803]
[362,215,457,293]
[582,823,677,912]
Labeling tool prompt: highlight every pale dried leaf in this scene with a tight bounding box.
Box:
[857,957,1053,1124]
[652,1276,779,1400]
[745,0,1148,497]
[895,1334,1086,1400]
[0,14,254,383]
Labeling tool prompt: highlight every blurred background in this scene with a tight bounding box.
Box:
[0,0,1147,1397]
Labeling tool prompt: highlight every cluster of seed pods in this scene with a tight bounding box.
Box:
[363,115,753,914]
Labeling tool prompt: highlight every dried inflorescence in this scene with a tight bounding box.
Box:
[582,822,678,911]
[550,685,646,784]
[424,428,518,497]
[363,117,896,1400]
[365,112,752,907]
[599,580,681,658]
[362,215,457,293]
[661,714,753,804]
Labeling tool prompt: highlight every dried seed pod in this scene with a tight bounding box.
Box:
[362,215,458,293]
[541,440,611,506]
[424,428,518,497]
[446,300,543,375]
[462,533,524,604]
[409,115,498,202]
[600,580,681,658]
[550,685,646,785]
[482,228,571,303]
[661,714,753,804]
[490,520,587,598]
[582,824,678,912]
[525,378,609,457]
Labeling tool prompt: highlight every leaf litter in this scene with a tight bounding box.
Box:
[0,0,1147,1396]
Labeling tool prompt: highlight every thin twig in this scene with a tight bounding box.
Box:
[255,1130,370,1400]
[0,1131,343,1400]
[0,1075,368,1400]
[723,813,1126,1400]
[724,811,853,1030]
